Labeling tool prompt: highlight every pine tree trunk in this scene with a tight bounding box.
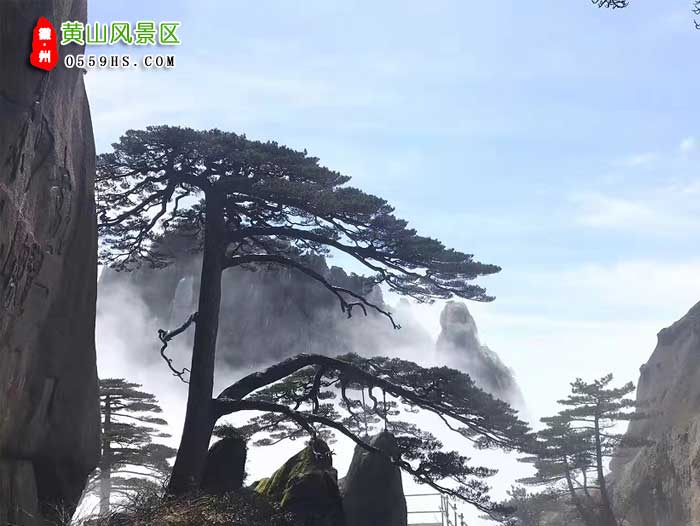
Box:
[167,196,224,496]
[564,464,596,526]
[99,395,112,515]
[594,415,618,526]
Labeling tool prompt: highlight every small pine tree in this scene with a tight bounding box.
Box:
[518,415,596,525]
[88,379,177,514]
[520,374,646,526]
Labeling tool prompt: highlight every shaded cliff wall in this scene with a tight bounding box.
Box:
[611,302,700,526]
[99,254,434,369]
[0,2,100,523]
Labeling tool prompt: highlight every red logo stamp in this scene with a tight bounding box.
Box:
[29,17,59,71]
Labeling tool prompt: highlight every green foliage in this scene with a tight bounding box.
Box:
[96,125,499,304]
[559,375,641,424]
[215,353,531,515]
[520,374,647,526]
[518,414,593,487]
[87,379,176,511]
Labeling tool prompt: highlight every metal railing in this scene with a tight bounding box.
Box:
[406,492,469,526]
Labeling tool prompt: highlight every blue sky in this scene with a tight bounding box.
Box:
[85,0,700,521]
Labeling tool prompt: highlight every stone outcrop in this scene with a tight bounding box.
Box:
[255,438,344,525]
[611,301,700,526]
[0,1,100,524]
[436,301,524,408]
[99,252,433,368]
[340,431,407,526]
[201,436,248,494]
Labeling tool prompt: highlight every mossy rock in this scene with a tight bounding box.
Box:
[256,439,344,526]
[251,477,269,491]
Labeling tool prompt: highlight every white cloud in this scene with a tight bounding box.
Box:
[675,180,700,195]
[462,258,700,425]
[577,136,700,234]
[574,193,666,229]
[573,191,700,233]
[553,260,700,312]
[680,136,697,154]
[614,152,658,168]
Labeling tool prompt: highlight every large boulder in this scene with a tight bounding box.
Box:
[340,431,407,526]
[610,301,700,526]
[0,1,100,524]
[436,301,524,408]
[201,436,248,494]
[255,438,344,526]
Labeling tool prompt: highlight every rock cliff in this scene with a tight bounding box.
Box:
[436,301,524,407]
[611,301,700,526]
[0,1,100,523]
[99,254,433,368]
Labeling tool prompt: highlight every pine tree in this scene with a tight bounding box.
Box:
[520,374,646,526]
[88,379,177,514]
[95,126,502,495]
[518,415,597,525]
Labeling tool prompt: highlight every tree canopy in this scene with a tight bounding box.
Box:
[211,353,531,516]
[97,126,500,307]
[86,379,176,514]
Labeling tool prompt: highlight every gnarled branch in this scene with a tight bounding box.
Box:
[224,253,400,329]
[157,313,197,383]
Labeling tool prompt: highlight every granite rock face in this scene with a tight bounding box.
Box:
[0,1,100,523]
[436,301,524,408]
[611,302,700,526]
[99,253,433,369]
[340,431,407,526]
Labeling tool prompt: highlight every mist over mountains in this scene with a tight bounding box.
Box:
[437,301,525,409]
[98,253,525,408]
